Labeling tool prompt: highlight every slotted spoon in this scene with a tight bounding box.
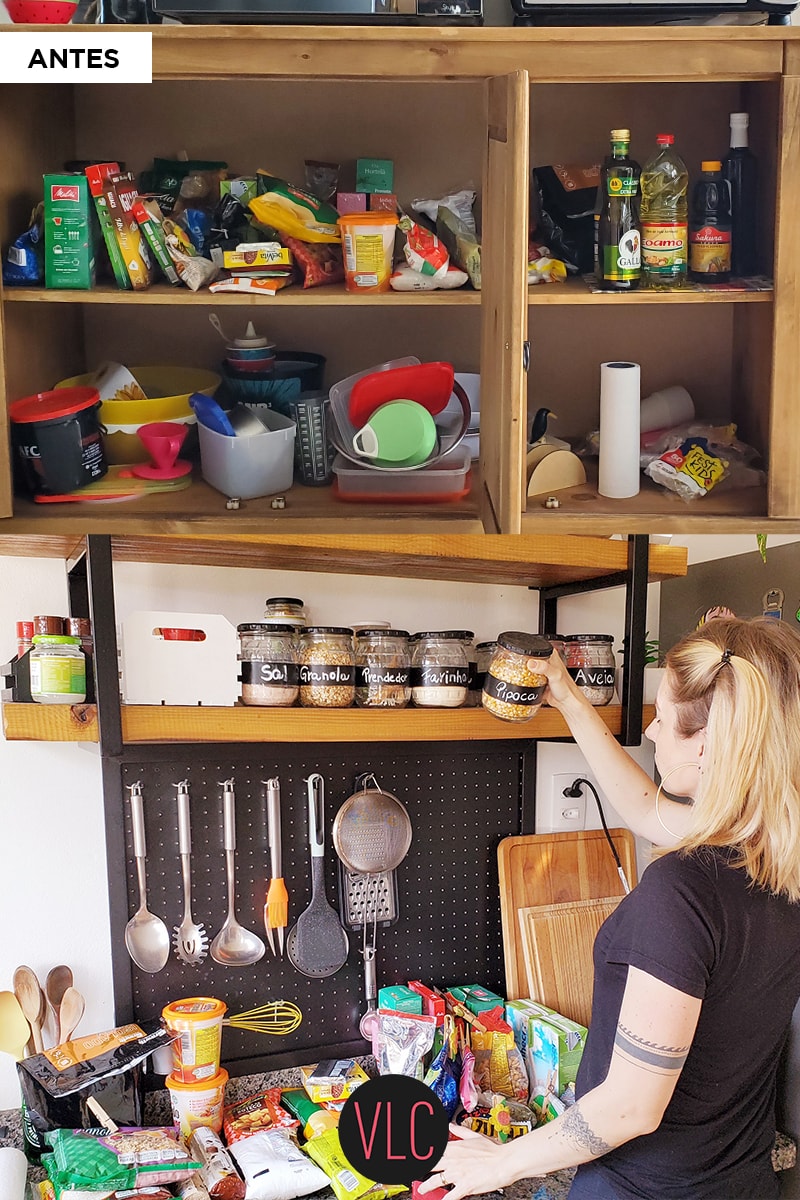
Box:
[173,780,209,966]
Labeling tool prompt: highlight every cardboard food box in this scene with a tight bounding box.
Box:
[103,175,154,291]
[300,1060,369,1103]
[449,984,505,1015]
[84,163,131,290]
[44,173,99,290]
[507,998,587,1113]
[356,158,394,194]
[222,243,292,271]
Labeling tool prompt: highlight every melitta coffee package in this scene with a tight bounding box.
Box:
[43,173,100,289]
[17,1021,173,1154]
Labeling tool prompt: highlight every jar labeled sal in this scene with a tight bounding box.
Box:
[482,632,553,722]
[410,631,471,708]
[29,634,86,704]
[563,634,616,705]
[355,629,411,708]
[299,627,355,708]
[238,623,299,707]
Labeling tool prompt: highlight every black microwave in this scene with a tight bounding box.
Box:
[142,0,482,23]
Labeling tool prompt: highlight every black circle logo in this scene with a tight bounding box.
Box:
[338,1075,449,1186]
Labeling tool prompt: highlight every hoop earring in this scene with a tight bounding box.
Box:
[654,762,702,839]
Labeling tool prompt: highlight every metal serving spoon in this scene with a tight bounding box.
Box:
[124,782,170,974]
[210,779,265,967]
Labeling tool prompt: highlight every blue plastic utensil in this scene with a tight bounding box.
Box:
[189,392,235,437]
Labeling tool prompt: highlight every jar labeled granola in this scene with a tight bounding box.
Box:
[299,627,355,708]
[410,631,471,708]
[482,632,553,723]
[238,623,299,707]
[355,629,411,708]
[563,634,616,706]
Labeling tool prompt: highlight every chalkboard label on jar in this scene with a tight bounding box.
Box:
[410,666,470,688]
[300,663,356,686]
[568,666,616,689]
[241,661,300,686]
[356,665,411,687]
[483,673,546,707]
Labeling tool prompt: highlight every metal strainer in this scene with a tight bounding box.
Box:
[332,774,412,874]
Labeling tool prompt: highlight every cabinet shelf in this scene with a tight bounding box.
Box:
[2,701,656,746]
[4,284,482,308]
[528,279,773,306]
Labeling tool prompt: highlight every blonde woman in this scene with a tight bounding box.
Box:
[421,617,800,1200]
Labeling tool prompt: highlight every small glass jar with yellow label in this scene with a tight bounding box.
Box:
[29,635,86,704]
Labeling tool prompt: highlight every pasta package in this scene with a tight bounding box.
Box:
[250,174,341,243]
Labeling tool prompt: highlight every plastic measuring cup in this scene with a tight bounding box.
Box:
[290,391,334,485]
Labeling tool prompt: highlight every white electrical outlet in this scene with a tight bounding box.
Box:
[535,772,586,832]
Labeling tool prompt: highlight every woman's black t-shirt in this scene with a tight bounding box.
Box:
[571,846,800,1200]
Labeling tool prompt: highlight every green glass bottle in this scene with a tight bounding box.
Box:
[598,128,642,291]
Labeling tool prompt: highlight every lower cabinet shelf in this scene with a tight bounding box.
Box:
[2,702,654,745]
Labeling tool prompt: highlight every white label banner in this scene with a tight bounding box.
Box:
[0,31,152,83]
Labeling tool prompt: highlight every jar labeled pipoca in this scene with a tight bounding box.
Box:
[410,631,471,708]
[355,629,411,708]
[563,634,616,705]
[299,627,355,708]
[482,632,553,722]
[238,623,299,707]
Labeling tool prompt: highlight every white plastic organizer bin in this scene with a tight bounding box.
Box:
[197,408,296,499]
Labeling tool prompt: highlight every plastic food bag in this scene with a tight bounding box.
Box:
[303,1129,405,1200]
[531,164,599,275]
[376,1011,437,1079]
[412,189,477,235]
[283,235,344,288]
[223,1088,299,1145]
[528,240,568,285]
[435,205,481,290]
[162,219,220,291]
[468,1009,528,1102]
[389,263,468,292]
[250,174,341,243]
[43,1127,200,1191]
[230,1128,329,1200]
[2,204,44,286]
[399,216,450,282]
[642,422,764,501]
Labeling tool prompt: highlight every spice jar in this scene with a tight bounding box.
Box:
[299,627,355,708]
[410,631,471,708]
[29,635,86,705]
[264,597,307,629]
[482,632,553,723]
[67,617,95,703]
[16,621,34,659]
[355,629,411,708]
[238,623,299,707]
[33,615,65,636]
[563,634,616,705]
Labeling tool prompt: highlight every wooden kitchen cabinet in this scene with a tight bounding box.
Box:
[0,26,798,534]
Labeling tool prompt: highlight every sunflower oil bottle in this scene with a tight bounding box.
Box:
[640,133,689,288]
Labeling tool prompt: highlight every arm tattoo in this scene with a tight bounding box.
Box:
[614,1022,691,1072]
[559,1104,611,1157]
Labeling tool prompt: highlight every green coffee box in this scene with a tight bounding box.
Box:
[450,984,505,1015]
[44,174,98,289]
[378,985,422,1014]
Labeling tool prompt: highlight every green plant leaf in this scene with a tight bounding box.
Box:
[756,533,768,564]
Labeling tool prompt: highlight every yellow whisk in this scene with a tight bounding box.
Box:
[223,1000,302,1036]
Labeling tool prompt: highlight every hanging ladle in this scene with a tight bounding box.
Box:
[210,779,265,967]
[124,782,170,974]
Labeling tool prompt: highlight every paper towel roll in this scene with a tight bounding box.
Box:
[0,1146,28,1200]
[599,361,641,499]
[640,385,695,434]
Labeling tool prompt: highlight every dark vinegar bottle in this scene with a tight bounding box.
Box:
[723,111,758,277]
[689,161,732,284]
[597,128,641,291]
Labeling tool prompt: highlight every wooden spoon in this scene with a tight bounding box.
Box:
[12,966,44,1055]
[45,965,73,1046]
[58,987,85,1043]
[0,992,31,1061]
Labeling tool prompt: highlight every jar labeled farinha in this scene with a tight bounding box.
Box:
[482,632,553,722]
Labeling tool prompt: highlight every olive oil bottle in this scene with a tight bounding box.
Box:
[597,128,641,291]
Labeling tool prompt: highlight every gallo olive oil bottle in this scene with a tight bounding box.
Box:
[598,129,642,291]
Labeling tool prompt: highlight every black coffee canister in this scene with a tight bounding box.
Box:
[9,386,107,496]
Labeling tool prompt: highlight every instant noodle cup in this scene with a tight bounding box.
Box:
[167,1067,229,1139]
[161,997,226,1083]
[338,212,399,294]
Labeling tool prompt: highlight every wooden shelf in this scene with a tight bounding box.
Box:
[528,279,773,306]
[2,701,655,746]
[4,284,481,308]
[0,533,689,587]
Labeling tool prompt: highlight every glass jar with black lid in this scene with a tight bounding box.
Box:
[563,634,616,705]
[299,627,355,708]
[410,631,471,708]
[238,623,299,707]
[355,629,411,708]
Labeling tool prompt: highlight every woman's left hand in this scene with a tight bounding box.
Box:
[416,1124,525,1200]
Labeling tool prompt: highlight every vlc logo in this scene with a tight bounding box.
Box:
[338,1076,449,1186]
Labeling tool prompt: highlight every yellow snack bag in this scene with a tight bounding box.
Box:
[249,173,341,243]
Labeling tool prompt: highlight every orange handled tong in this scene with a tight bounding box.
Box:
[263,778,287,956]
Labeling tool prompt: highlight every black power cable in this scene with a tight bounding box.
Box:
[564,776,631,894]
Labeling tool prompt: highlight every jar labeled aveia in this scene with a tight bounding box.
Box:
[482,632,553,722]
[355,629,411,708]
[563,634,616,705]
[299,627,355,708]
[238,623,299,707]
[29,634,86,704]
[411,631,471,708]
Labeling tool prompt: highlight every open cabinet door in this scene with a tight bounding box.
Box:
[479,70,529,535]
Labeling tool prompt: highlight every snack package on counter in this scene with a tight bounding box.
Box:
[17,1021,174,1155]
[435,205,481,290]
[458,1039,478,1112]
[531,164,599,275]
[208,275,293,295]
[2,203,44,286]
[528,240,568,285]
[131,199,181,286]
[422,1019,460,1118]
[162,219,220,291]
[457,1097,537,1141]
[303,1128,405,1200]
[468,1008,529,1102]
[229,1127,329,1200]
[299,1061,369,1104]
[139,159,228,218]
[177,1173,213,1200]
[412,189,477,235]
[282,235,344,288]
[223,1087,299,1145]
[188,1126,246,1199]
[43,1127,200,1191]
[250,174,341,243]
[305,160,341,203]
[220,243,293,272]
[376,1010,437,1079]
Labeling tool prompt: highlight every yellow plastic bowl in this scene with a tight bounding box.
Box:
[55,366,221,464]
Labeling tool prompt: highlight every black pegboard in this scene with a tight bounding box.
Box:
[117,741,530,1075]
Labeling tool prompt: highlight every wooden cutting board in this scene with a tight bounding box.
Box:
[518,896,623,1028]
[498,829,637,1001]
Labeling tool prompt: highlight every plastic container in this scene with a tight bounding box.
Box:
[29,635,86,704]
[161,997,227,1084]
[290,391,334,486]
[689,162,732,283]
[238,623,299,707]
[482,632,553,723]
[410,631,471,708]
[166,1068,229,1139]
[640,133,689,288]
[197,408,296,499]
[563,634,616,705]
[355,629,411,708]
[299,627,355,708]
[9,387,107,495]
[338,212,399,293]
[222,352,326,418]
[332,445,471,503]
